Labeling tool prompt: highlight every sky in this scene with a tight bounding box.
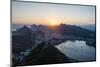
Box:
[12,1,96,25]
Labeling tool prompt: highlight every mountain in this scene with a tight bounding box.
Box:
[13,42,77,66]
[58,24,96,47]
[16,25,33,35]
[31,24,39,31]
[12,24,24,31]
[12,24,96,66]
[12,25,33,53]
[12,24,96,47]
[59,24,95,37]
[79,24,95,31]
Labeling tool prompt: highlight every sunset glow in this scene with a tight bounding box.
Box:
[48,19,60,26]
[12,1,95,25]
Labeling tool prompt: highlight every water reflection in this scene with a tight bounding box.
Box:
[55,40,96,61]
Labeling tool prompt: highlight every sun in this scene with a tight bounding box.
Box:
[51,21,57,26]
[48,19,59,26]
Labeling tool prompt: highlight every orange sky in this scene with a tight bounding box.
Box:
[12,1,96,25]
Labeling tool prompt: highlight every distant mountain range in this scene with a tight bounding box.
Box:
[79,24,95,31]
[12,24,96,66]
[12,24,96,31]
[12,24,96,47]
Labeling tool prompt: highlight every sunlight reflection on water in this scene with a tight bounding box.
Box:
[55,40,96,61]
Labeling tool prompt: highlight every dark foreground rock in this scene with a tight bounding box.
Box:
[13,42,77,66]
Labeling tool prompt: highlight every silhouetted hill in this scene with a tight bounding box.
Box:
[12,25,33,53]
[59,24,96,47]
[12,24,96,66]
[14,42,77,66]
[59,24,95,38]
[17,25,33,35]
[79,24,95,31]
[12,24,96,47]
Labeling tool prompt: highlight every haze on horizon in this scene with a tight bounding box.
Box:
[12,1,96,25]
